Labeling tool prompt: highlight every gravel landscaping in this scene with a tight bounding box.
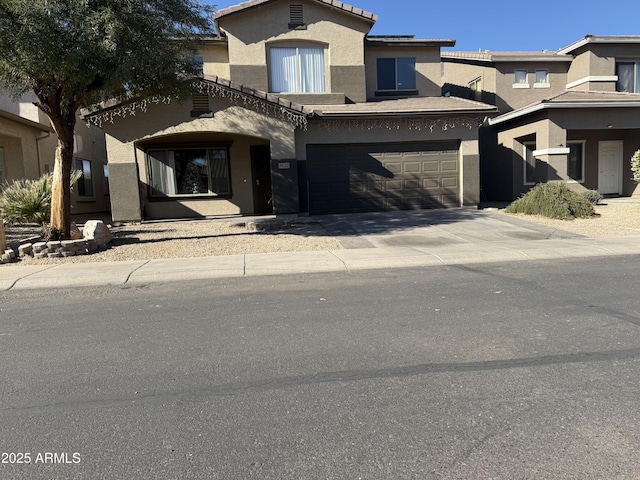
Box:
[3,197,639,265]
[500,197,640,237]
[4,218,341,265]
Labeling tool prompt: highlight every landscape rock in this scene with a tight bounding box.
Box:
[70,222,83,240]
[82,220,113,246]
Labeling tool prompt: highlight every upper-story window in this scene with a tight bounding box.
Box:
[270,46,326,93]
[468,77,482,101]
[534,69,550,88]
[513,70,529,88]
[616,61,640,93]
[377,57,416,92]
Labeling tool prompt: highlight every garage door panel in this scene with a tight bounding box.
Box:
[307,143,460,214]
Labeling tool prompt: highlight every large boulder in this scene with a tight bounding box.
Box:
[82,220,113,246]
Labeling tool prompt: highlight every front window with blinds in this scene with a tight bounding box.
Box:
[147,148,230,197]
[567,142,585,182]
[616,61,640,92]
[270,46,326,93]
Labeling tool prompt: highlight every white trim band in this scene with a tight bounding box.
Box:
[566,76,618,89]
[533,148,570,156]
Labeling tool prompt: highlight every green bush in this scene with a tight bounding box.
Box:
[581,189,603,205]
[0,171,82,225]
[505,183,596,220]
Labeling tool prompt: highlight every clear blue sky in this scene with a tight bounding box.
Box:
[207,0,640,52]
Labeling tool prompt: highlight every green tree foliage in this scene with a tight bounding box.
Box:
[0,0,213,237]
[631,149,640,183]
[505,182,596,220]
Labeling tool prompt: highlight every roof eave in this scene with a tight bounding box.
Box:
[489,100,640,126]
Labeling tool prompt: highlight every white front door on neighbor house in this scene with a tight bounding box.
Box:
[598,140,623,194]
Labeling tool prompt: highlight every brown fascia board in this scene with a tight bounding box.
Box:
[557,35,640,55]
[367,38,456,48]
[214,0,377,23]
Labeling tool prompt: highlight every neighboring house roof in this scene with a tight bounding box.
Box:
[442,51,571,63]
[557,35,640,55]
[0,108,53,132]
[307,96,497,118]
[214,0,377,23]
[488,90,640,126]
[367,36,455,48]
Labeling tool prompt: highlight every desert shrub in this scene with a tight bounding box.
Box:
[505,182,596,220]
[632,149,640,183]
[0,171,82,225]
[581,189,603,205]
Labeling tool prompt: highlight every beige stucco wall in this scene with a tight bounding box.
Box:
[216,0,371,101]
[0,116,48,182]
[494,62,568,111]
[201,43,230,79]
[101,95,297,220]
[442,60,498,94]
[365,46,442,98]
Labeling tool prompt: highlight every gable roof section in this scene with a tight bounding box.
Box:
[214,0,377,23]
[84,75,311,129]
[557,35,640,55]
[489,90,640,126]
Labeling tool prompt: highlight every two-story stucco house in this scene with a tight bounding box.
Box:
[443,35,640,201]
[87,0,496,222]
[0,92,110,215]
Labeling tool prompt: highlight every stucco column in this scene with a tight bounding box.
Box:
[534,120,568,182]
[105,135,142,222]
[460,139,480,206]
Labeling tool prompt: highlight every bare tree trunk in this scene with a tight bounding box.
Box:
[49,123,75,240]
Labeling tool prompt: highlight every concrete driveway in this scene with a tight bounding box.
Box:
[316,208,581,249]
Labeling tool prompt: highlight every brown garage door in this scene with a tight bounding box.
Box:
[306,142,460,215]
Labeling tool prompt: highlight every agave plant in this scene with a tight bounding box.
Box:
[0,171,82,225]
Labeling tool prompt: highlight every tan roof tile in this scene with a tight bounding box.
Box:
[214,0,377,22]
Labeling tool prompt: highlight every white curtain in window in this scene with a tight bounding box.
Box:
[617,62,635,92]
[148,151,175,196]
[271,47,298,93]
[300,47,325,93]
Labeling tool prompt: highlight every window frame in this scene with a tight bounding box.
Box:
[616,61,640,93]
[513,70,529,89]
[269,45,327,94]
[534,69,550,88]
[376,57,417,93]
[567,141,586,183]
[523,141,537,185]
[74,158,94,199]
[468,76,482,101]
[146,146,232,199]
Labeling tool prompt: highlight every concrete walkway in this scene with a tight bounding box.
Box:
[3,229,640,290]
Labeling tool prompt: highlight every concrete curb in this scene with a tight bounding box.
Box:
[2,236,640,291]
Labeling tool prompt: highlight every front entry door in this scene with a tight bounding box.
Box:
[598,140,623,194]
[250,145,273,215]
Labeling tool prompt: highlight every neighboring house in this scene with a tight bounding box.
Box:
[443,35,640,201]
[0,92,110,215]
[86,0,495,222]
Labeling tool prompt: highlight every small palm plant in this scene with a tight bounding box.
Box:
[0,171,82,225]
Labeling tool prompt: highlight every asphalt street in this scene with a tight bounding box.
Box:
[2,256,640,479]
